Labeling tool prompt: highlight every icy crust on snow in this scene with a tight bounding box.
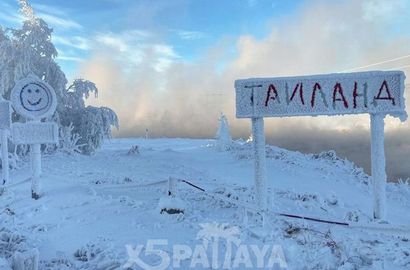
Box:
[235,70,407,119]
[0,138,409,269]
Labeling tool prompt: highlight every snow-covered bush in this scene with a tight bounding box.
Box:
[59,123,84,155]
[215,113,232,151]
[0,228,29,260]
[12,249,39,270]
[127,145,140,155]
[61,105,118,154]
[158,196,186,214]
[0,1,118,155]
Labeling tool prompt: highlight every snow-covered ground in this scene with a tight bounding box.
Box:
[1,138,410,269]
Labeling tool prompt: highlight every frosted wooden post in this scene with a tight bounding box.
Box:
[252,117,268,210]
[0,101,12,192]
[1,130,9,186]
[370,113,387,220]
[168,177,177,196]
[31,142,42,199]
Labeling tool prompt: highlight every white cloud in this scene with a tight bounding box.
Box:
[95,34,129,52]
[37,12,82,30]
[57,55,85,62]
[92,30,179,72]
[32,3,69,17]
[80,0,410,138]
[177,30,208,40]
[362,0,408,22]
[0,1,24,25]
[0,10,22,25]
[53,35,90,51]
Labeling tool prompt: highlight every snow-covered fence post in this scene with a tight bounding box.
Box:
[168,177,177,196]
[0,101,12,192]
[12,249,39,270]
[31,132,42,199]
[10,75,58,199]
[252,117,268,210]
[215,113,232,151]
[370,113,387,220]
[235,71,407,221]
[1,130,9,186]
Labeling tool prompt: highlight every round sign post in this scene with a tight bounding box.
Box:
[11,75,58,199]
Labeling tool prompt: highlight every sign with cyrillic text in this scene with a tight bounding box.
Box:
[235,71,406,119]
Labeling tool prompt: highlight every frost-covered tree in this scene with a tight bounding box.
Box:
[215,113,232,151]
[0,0,118,154]
[60,79,118,154]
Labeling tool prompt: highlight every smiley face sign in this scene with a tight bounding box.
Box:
[11,75,57,120]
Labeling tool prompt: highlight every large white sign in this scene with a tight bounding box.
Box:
[11,122,58,145]
[235,70,407,221]
[235,71,406,119]
[11,75,57,120]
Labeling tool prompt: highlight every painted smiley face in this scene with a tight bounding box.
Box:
[20,83,52,112]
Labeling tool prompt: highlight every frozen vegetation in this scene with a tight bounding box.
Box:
[0,138,409,269]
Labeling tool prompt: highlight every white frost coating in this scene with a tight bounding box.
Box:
[0,101,12,187]
[11,75,57,120]
[215,113,232,151]
[0,101,12,129]
[168,177,177,196]
[371,114,387,220]
[1,130,10,186]
[11,122,58,145]
[235,71,406,120]
[11,121,58,199]
[252,117,267,210]
[31,143,41,198]
[12,249,39,270]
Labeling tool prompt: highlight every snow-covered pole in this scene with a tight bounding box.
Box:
[30,120,42,200]
[1,129,9,187]
[31,142,42,200]
[370,113,387,220]
[168,177,177,196]
[252,117,267,210]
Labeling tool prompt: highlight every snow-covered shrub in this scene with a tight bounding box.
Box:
[12,249,39,270]
[127,145,140,155]
[72,243,121,269]
[59,123,84,155]
[397,178,410,191]
[0,1,118,155]
[0,151,20,171]
[0,228,28,259]
[215,113,232,151]
[74,244,101,262]
[158,196,186,214]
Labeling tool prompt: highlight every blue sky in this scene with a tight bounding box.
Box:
[1,0,410,180]
[0,0,304,78]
